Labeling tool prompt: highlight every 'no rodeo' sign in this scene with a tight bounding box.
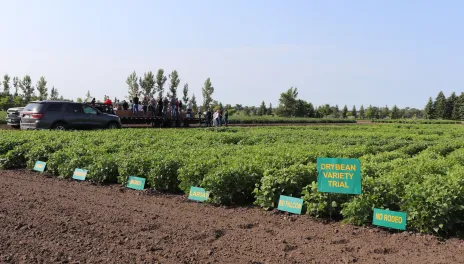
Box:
[317,158,362,194]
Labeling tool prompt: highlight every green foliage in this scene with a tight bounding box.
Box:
[2,125,464,235]
[182,83,189,109]
[254,164,316,210]
[19,75,34,103]
[168,70,180,100]
[139,71,156,98]
[126,71,139,99]
[228,116,356,124]
[201,78,214,110]
[36,76,48,101]
[276,87,298,117]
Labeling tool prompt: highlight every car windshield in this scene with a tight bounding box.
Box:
[23,103,43,112]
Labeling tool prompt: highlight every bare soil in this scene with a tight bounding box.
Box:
[1,170,463,264]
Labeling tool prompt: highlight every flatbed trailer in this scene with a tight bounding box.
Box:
[115,110,204,128]
[90,103,208,128]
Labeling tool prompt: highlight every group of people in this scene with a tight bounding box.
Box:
[113,94,193,118]
[92,95,228,126]
[201,108,229,127]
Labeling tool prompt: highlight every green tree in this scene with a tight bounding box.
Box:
[76,97,83,103]
[433,91,446,119]
[358,105,365,119]
[351,105,357,118]
[424,97,434,119]
[333,105,340,118]
[243,106,251,116]
[258,101,267,116]
[342,105,348,118]
[201,78,214,110]
[307,102,315,117]
[126,71,139,99]
[365,105,374,119]
[318,104,331,117]
[19,75,34,103]
[12,77,19,96]
[191,93,197,113]
[139,71,155,99]
[49,87,59,100]
[276,87,298,117]
[168,70,180,100]
[2,74,10,96]
[267,103,273,115]
[36,76,48,100]
[452,93,464,120]
[381,106,390,119]
[391,105,400,119]
[295,99,306,117]
[444,92,457,119]
[182,83,189,109]
[155,69,167,98]
[85,90,92,102]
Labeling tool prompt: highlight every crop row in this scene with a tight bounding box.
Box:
[227,116,356,124]
[1,125,464,235]
[372,119,462,124]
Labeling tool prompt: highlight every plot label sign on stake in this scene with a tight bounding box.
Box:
[33,161,46,172]
[127,176,146,190]
[72,168,88,181]
[373,208,407,230]
[188,186,209,202]
[317,157,362,194]
[277,195,303,215]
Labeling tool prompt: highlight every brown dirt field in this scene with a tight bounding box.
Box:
[1,170,463,264]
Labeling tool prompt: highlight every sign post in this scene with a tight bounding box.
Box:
[188,186,209,202]
[72,168,88,181]
[277,195,303,214]
[33,161,46,172]
[127,176,146,190]
[317,158,362,194]
[372,208,407,230]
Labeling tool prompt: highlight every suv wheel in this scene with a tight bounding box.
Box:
[106,122,119,129]
[52,122,67,130]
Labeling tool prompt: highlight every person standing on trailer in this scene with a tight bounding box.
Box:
[163,97,169,118]
[170,97,176,117]
[150,96,157,117]
[179,99,183,118]
[142,96,148,116]
[132,94,139,115]
[157,96,163,117]
[205,109,210,126]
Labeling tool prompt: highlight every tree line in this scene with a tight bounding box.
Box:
[0,74,62,110]
[234,87,463,120]
[424,91,464,120]
[1,71,462,121]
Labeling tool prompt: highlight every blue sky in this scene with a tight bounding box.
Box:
[1,0,463,109]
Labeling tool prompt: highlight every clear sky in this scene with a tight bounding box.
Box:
[1,0,463,109]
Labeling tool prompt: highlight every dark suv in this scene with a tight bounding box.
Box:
[20,101,121,130]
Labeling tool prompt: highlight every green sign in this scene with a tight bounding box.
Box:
[72,168,88,181]
[127,176,146,190]
[188,186,209,202]
[277,195,303,214]
[373,208,407,230]
[33,161,46,172]
[317,157,362,194]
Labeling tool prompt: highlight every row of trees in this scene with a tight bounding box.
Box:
[0,74,61,110]
[424,91,464,120]
[124,70,217,113]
